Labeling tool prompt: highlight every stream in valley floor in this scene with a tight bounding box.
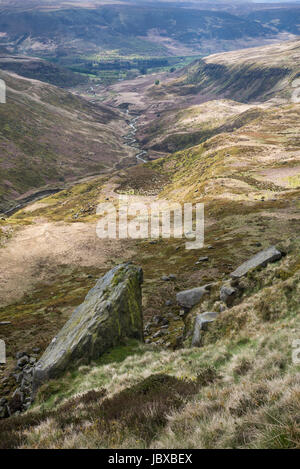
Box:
[123,113,148,164]
[2,113,149,217]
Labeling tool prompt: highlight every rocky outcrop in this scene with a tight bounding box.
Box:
[33,263,143,392]
[220,284,237,307]
[176,284,212,311]
[0,351,38,418]
[191,312,219,347]
[230,246,282,279]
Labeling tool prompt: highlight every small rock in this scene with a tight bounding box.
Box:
[176,284,212,310]
[153,315,163,325]
[165,300,172,306]
[196,257,209,265]
[161,275,170,281]
[220,284,237,307]
[17,355,29,368]
[192,312,219,347]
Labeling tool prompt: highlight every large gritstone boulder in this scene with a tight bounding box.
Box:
[230,246,282,279]
[33,263,143,392]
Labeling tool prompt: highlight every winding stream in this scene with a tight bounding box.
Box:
[2,112,148,217]
[123,113,148,164]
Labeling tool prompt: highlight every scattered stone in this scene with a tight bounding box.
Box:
[153,315,163,325]
[17,355,29,368]
[176,284,212,311]
[192,312,219,347]
[0,321,11,326]
[32,348,40,354]
[161,274,176,281]
[196,257,209,265]
[165,300,172,306]
[230,246,282,279]
[161,275,170,281]
[33,263,143,393]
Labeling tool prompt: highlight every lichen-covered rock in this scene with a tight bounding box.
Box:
[33,263,143,392]
[230,246,282,279]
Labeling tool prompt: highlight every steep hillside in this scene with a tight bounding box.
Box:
[133,39,300,155]
[0,69,135,212]
[164,39,300,103]
[0,56,87,88]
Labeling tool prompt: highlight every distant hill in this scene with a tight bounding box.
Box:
[0,3,298,61]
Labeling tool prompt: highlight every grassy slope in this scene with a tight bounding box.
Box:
[1,252,299,449]
[0,69,134,212]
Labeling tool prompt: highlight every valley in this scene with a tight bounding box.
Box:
[0,2,299,450]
